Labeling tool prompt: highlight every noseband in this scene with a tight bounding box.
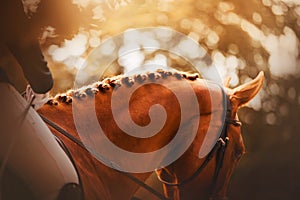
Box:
[156,90,242,198]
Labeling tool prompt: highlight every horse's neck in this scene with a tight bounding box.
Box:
[38,101,152,200]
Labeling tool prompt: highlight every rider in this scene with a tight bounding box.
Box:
[0,0,86,199]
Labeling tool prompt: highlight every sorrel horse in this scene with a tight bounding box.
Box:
[36,70,264,200]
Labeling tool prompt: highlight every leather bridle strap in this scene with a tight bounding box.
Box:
[210,120,230,196]
[155,117,240,187]
[39,114,168,200]
[156,136,229,187]
[155,90,242,193]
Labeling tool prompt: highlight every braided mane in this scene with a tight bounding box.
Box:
[47,70,199,106]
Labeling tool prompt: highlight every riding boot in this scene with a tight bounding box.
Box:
[56,182,84,200]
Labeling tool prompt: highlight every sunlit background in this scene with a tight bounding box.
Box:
[25,0,300,199]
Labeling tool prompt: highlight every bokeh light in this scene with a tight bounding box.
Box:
[36,0,300,126]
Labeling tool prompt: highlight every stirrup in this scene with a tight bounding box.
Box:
[56,183,83,200]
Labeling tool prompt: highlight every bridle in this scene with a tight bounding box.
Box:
[40,88,242,200]
[155,91,242,199]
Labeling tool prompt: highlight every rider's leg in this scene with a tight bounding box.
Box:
[0,83,82,200]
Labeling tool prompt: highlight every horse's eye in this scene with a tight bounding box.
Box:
[234,149,244,159]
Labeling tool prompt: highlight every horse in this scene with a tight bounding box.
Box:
[37,70,264,200]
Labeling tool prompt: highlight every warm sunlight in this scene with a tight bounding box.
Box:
[1,1,299,200]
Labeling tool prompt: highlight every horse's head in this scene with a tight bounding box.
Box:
[156,72,264,200]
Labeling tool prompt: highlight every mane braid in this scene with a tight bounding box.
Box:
[46,70,199,106]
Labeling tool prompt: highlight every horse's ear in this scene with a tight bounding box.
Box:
[230,71,264,108]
